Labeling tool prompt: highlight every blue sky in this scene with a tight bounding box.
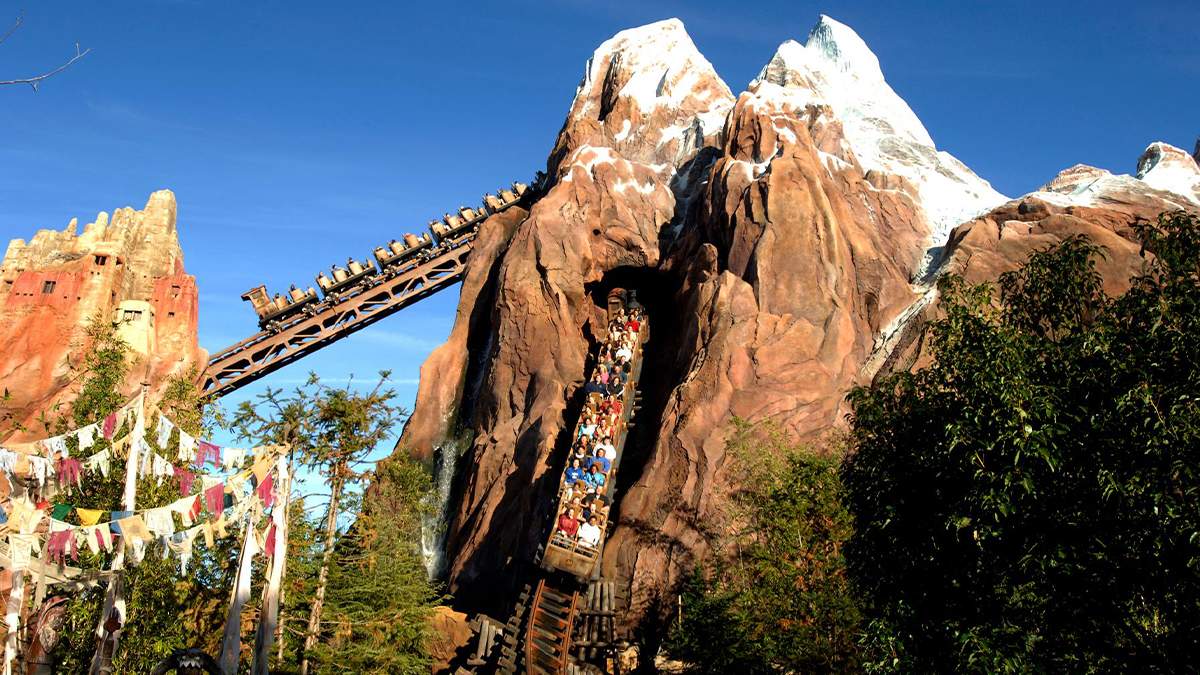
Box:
[1,0,1197,459]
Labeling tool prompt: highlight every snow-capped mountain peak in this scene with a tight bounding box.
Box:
[750,15,1006,264]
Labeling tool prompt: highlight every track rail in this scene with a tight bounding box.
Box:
[524,579,579,675]
[201,240,473,397]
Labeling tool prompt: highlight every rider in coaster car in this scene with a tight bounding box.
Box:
[584,372,606,397]
[558,507,581,539]
[578,515,602,548]
[564,458,586,486]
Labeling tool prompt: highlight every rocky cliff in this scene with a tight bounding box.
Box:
[0,190,205,442]
[396,15,1200,628]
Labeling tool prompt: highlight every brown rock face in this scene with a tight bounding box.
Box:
[396,15,1200,634]
[0,191,205,442]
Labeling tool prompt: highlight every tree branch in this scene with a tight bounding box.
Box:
[1,40,90,92]
[0,12,22,47]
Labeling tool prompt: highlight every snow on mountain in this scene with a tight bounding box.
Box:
[555,18,734,174]
[1029,142,1200,210]
[1136,142,1200,204]
[577,18,732,119]
[750,15,1007,257]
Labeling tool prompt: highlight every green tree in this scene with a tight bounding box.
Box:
[843,211,1200,672]
[311,456,439,673]
[664,420,861,673]
[231,373,436,673]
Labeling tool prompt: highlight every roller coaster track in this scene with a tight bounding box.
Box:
[524,580,580,675]
[200,223,482,398]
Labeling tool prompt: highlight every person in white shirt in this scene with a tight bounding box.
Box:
[615,342,633,361]
[578,515,602,548]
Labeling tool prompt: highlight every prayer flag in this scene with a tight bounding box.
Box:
[77,508,104,526]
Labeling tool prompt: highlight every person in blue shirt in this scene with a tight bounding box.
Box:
[564,458,585,486]
[591,443,613,473]
[584,463,607,492]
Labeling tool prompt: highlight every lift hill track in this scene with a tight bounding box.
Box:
[200,183,527,398]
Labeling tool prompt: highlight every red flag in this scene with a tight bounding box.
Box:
[256,473,275,509]
[102,412,118,440]
[204,483,225,518]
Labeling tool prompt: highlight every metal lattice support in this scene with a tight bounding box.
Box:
[201,241,473,397]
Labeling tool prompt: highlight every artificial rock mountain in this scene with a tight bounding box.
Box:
[396,14,1200,628]
[0,191,205,445]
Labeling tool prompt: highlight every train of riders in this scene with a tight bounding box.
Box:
[554,305,644,549]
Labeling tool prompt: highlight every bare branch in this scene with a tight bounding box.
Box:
[0,40,91,92]
[0,11,22,47]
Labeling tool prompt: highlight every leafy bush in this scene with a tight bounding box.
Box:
[665,421,861,673]
[843,211,1200,672]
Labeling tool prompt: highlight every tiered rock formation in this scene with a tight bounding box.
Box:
[0,191,205,443]
[395,15,1200,630]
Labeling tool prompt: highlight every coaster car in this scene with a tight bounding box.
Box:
[316,257,375,297]
[241,284,317,329]
[374,233,432,268]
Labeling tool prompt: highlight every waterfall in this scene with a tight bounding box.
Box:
[421,435,467,580]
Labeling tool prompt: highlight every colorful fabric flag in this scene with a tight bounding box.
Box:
[47,529,78,565]
[116,515,151,548]
[145,508,175,538]
[176,466,195,495]
[256,473,275,509]
[205,483,225,518]
[76,508,104,526]
[177,432,197,463]
[102,411,118,440]
[250,456,272,483]
[263,523,277,558]
[7,534,35,570]
[77,423,98,453]
[50,503,73,521]
[169,495,202,527]
[197,440,221,467]
[156,414,174,449]
[41,435,68,459]
[57,457,83,488]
